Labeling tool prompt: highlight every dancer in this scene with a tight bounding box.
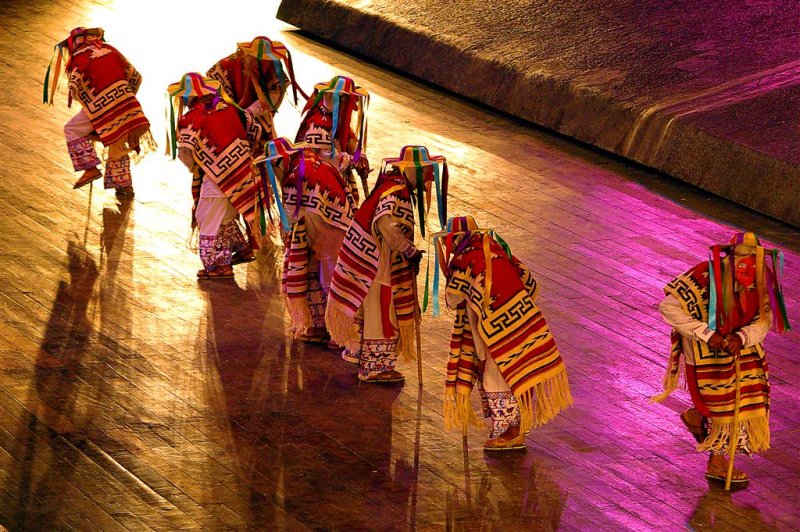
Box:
[326,146,447,383]
[436,216,573,451]
[295,75,369,205]
[167,73,267,279]
[44,27,155,195]
[654,231,791,484]
[207,36,305,143]
[259,138,355,343]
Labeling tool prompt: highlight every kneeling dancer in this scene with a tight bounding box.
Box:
[654,231,790,485]
[437,216,573,451]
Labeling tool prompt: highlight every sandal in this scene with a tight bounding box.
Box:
[680,408,708,444]
[705,465,749,484]
[73,168,102,189]
[483,434,527,452]
[197,268,234,280]
[341,349,360,365]
[115,186,135,197]
[361,370,405,384]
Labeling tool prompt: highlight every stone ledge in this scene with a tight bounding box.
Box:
[277,0,800,227]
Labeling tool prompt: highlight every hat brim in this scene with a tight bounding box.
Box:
[59,27,104,48]
[312,82,369,99]
[167,77,222,99]
[237,38,289,59]
[258,141,313,163]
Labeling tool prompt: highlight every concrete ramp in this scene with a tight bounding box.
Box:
[277,0,800,227]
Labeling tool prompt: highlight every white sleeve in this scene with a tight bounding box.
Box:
[658,294,715,342]
[736,310,772,348]
[375,216,415,256]
[177,147,197,172]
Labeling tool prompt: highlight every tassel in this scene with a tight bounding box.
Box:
[396,320,417,363]
[698,415,770,454]
[324,300,361,352]
[443,390,483,431]
[516,368,573,434]
[286,295,313,337]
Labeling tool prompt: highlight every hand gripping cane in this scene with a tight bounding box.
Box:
[725,351,742,490]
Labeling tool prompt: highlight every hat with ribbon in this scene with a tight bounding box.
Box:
[379,145,449,238]
[254,138,315,232]
[301,75,369,163]
[425,216,512,317]
[165,73,223,159]
[235,36,307,111]
[708,231,791,333]
[43,27,105,105]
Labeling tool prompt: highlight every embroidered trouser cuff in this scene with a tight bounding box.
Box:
[708,419,752,456]
[305,262,327,328]
[218,220,248,255]
[199,220,249,271]
[104,155,131,189]
[67,136,101,171]
[358,338,399,380]
[485,391,521,438]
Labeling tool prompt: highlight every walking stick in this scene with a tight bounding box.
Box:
[411,272,423,387]
[725,352,742,490]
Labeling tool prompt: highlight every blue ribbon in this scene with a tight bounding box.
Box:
[707,257,718,331]
[258,43,286,111]
[265,145,290,231]
[432,238,441,317]
[329,77,345,161]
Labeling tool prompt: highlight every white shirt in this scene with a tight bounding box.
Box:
[658,294,770,364]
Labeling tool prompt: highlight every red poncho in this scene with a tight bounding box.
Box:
[67,42,151,149]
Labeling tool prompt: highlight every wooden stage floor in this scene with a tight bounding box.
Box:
[0,0,798,530]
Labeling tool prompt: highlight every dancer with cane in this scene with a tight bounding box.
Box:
[437,216,573,451]
[325,146,447,384]
[655,232,791,486]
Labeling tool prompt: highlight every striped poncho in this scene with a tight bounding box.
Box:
[178,102,264,227]
[281,151,354,334]
[295,107,361,204]
[68,42,154,153]
[653,263,771,453]
[444,233,572,434]
[207,53,287,137]
[325,174,417,359]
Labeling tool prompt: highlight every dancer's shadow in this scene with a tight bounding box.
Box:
[1,239,98,528]
[1,198,138,529]
[200,244,411,528]
[688,489,778,531]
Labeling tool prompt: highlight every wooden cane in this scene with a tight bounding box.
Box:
[725,352,742,490]
[411,276,423,387]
